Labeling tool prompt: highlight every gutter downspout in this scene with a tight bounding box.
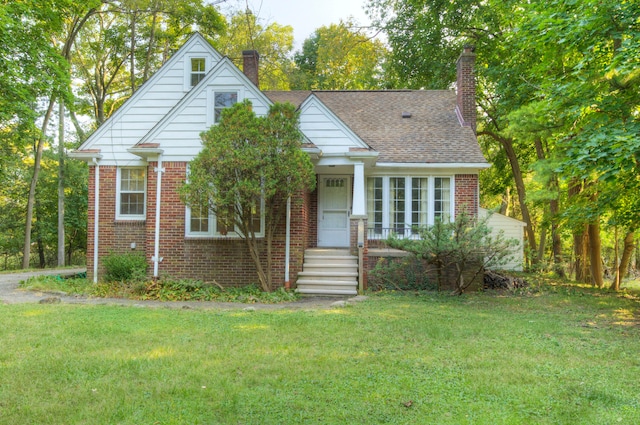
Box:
[92,158,100,283]
[284,196,291,289]
[152,155,165,278]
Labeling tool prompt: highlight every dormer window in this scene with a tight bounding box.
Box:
[190,58,205,86]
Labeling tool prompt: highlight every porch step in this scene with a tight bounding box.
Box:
[295,248,359,296]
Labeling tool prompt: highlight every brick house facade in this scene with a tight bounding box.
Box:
[71,33,489,292]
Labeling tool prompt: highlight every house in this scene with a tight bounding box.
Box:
[70,33,489,295]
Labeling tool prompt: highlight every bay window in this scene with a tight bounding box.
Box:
[366,176,453,238]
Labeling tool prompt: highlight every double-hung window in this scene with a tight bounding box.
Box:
[116,168,146,220]
[185,165,264,238]
[185,201,264,238]
[190,58,206,86]
[366,176,452,238]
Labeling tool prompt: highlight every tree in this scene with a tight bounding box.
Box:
[292,21,387,90]
[213,9,295,90]
[181,100,316,291]
[386,213,518,294]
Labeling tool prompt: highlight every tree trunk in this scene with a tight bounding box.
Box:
[550,195,564,278]
[611,231,635,290]
[58,101,65,266]
[588,221,604,288]
[22,98,56,269]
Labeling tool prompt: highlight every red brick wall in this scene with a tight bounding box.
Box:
[87,161,310,287]
[87,166,148,281]
[455,174,479,218]
[456,46,476,133]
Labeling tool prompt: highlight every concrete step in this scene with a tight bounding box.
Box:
[304,255,358,265]
[297,271,358,279]
[305,248,351,256]
[297,288,358,295]
[296,279,357,287]
[301,264,358,273]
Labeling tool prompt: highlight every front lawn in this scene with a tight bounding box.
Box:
[1,284,639,424]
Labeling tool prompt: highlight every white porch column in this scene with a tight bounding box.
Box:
[352,162,366,217]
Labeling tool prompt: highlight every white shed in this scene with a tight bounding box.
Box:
[479,208,527,271]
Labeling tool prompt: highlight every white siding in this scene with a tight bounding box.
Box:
[77,34,222,165]
[142,61,273,161]
[299,100,367,154]
[480,208,526,271]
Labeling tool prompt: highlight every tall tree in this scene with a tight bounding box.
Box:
[292,20,387,90]
[213,9,295,90]
[182,101,316,291]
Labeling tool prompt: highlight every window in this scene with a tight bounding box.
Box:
[185,198,264,238]
[434,177,451,222]
[190,58,206,86]
[411,178,428,233]
[214,91,238,123]
[117,168,146,220]
[367,177,383,235]
[366,176,453,238]
[389,177,405,232]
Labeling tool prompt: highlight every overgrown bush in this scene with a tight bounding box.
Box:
[102,253,147,282]
[386,212,519,294]
[369,256,436,291]
[141,279,298,303]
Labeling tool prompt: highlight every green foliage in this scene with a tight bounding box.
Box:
[213,10,294,90]
[369,256,435,291]
[292,20,388,90]
[386,213,518,294]
[141,280,298,303]
[182,100,316,292]
[102,252,147,283]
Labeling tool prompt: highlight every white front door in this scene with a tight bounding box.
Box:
[318,176,351,247]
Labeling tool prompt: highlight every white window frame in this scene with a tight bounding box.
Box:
[365,175,455,238]
[184,55,208,91]
[184,165,265,238]
[185,201,265,239]
[116,167,147,221]
[206,87,243,127]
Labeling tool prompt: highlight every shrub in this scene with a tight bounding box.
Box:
[102,253,147,282]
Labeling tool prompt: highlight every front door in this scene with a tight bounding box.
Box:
[318,175,351,247]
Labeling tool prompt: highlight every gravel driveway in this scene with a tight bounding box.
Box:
[0,269,364,310]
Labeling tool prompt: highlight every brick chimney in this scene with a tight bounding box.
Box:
[242,50,260,87]
[456,45,476,134]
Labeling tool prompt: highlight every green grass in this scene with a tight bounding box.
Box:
[0,284,639,424]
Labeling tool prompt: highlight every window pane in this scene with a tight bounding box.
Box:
[367,177,383,234]
[411,178,428,232]
[434,177,451,221]
[250,202,261,233]
[191,58,205,86]
[120,193,145,215]
[190,204,209,233]
[389,177,405,232]
[214,92,238,123]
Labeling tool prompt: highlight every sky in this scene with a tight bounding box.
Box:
[218,0,372,50]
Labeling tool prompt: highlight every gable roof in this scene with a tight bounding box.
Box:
[265,90,487,165]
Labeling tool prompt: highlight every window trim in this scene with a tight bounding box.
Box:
[116,167,147,221]
[184,55,208,91]
[206,87,243,127]
[184,165,265,239]
[185,200,266,239]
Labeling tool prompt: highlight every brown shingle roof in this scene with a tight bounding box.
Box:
[264,90,487,164]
